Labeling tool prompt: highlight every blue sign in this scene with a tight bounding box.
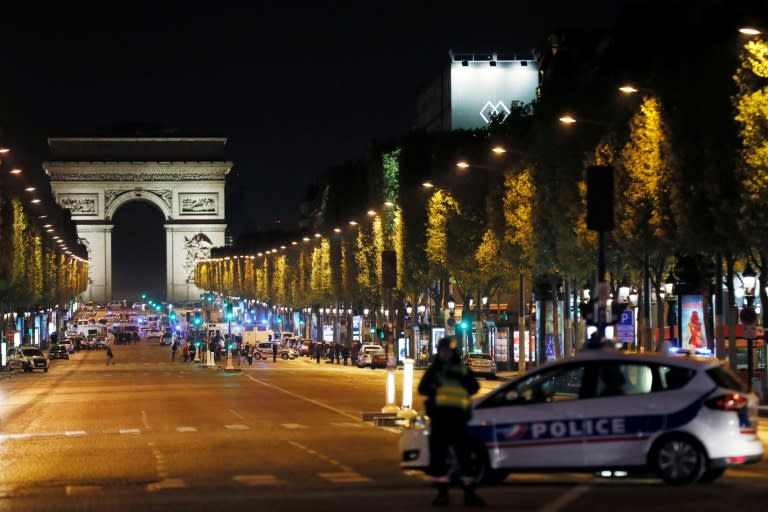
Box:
[616,309,634,343]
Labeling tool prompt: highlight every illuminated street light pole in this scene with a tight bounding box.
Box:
[741,263,758,390]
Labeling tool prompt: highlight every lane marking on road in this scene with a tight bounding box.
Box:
[229,409,245,420]
[245,374,360,421]
[282,423,308,429]
[318,471,371,483]
[141,410,150,430]
[288,440,356,473]
[538,484,591,512]
[330,422,365,428]
[119,428,141,434]
[146,478,186,491]
[224,424,251,430]
[64,431,87,437]
[176,426,198,433]
[233,474,287,486]
[65,485,102,495]
[403,470,433,481]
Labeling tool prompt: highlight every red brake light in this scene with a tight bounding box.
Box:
[704,393,747,411]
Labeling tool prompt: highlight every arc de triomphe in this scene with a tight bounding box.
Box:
[44,137,231,303]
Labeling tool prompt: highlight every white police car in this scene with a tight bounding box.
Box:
[400,348,763,485]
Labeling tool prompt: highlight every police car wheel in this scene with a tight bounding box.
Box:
[651,435,705,485]
[697,468,725,484]
[281,353,289,360]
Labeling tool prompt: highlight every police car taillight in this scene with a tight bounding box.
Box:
[704,393,747,411]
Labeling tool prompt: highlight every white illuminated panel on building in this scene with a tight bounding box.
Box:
[450,61,538,130]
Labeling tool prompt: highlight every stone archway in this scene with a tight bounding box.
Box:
[44,137,232,303]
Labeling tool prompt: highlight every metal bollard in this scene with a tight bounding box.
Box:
[381,367,400,413]
[398,358,417,419]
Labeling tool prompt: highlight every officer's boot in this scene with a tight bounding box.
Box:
[432,483,449,507]
[463,483,485,507]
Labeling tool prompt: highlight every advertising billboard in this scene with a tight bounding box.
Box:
[450,60,538,130]
[680,295,707,349]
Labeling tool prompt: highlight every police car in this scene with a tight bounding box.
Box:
[400,348,763,485]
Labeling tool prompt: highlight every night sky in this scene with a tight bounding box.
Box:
[1,0,634,299]
[0,0,635,229]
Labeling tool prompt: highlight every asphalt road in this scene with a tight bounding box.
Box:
[0,342,766,511]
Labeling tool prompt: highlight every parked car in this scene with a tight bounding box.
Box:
[148,330,166,344]
[7,345,49,372]
[400,347,763,485]
[356,344,384,368]
[464,352,496,379]
[254,342,297,360]
[48,345,70,360]
[370,348,388,368]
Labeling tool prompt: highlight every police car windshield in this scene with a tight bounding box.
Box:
[22,348,44,357]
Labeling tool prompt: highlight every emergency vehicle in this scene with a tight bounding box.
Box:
[400,348,763,485]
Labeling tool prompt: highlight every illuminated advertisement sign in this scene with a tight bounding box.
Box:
[680,295,707,349]
[450,61,538,130]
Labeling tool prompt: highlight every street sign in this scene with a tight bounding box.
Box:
[616,309,634,344]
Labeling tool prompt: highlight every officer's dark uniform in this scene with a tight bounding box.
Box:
[417,337,484,507]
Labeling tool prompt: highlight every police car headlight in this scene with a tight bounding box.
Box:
[405,415,429,430]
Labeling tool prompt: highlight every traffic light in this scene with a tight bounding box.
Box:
[377,328,385,340]
[193,311,202,327]
[225,303,234,320]
[185,312,191,323]
[169,311,177,322]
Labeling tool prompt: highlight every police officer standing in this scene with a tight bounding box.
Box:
[272,341,278,362]
[418,336,484,507]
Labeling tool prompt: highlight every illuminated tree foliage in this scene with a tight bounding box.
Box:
[617,97,671,245]
[309,239,332,302]
[503,168,536,268]
[0,196,88,310]
[425,190,460,273]
[735,37,768,249]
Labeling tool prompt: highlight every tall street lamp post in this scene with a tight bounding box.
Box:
[664,272,677,349]
[740,263,758,390]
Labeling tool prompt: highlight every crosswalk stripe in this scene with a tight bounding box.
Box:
[147,478,186,491]
[318,471,370,483]
[176,426,198,432]
[234,474,286,486]
[66,485,102,495]
[64,431,87,437]
[119,428,141,434]
[224,424,250,431]
[281,423,308,429]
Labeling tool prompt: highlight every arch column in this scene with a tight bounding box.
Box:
[165,223,226,303]
[77,224,114,304]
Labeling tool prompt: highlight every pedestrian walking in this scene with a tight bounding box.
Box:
[106,345,115,365]
[245,343,254,365]
[182,343,190,362]
[171,340,178,362]
[272,342,278,362]
[315,342,321,364]
[418,336,483,507]
[189,341,197,361]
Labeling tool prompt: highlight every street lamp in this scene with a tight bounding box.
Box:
[741,262,759,389]
[664,272,677,348]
